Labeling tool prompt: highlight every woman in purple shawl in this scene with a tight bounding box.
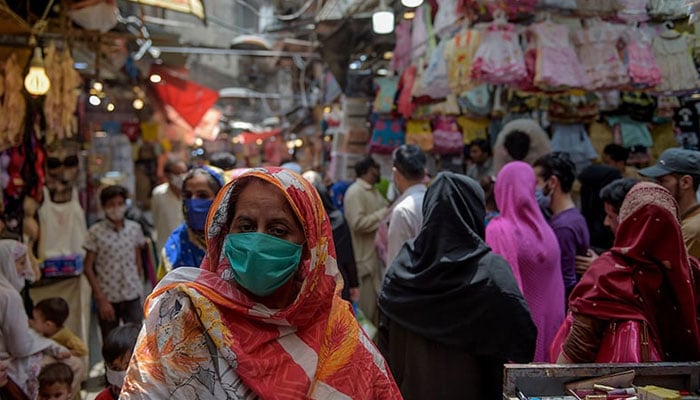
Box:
[486,161,565,361]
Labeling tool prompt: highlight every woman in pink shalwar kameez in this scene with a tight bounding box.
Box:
[486,161,565,361]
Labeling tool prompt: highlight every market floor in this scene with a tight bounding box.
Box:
[80,310,107,400]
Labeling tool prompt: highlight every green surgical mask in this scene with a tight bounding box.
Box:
[224,232,303,297]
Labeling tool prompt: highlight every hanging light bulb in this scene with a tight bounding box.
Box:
[132,98,145,110]
[372,0,394,34]
[401,0,423,8]
[24,44,51,96]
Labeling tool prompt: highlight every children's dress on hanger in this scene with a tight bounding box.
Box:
[653,31,699,93]
[573,21,629,90]
[529,21,588,90]
[471,21,528,85]
[623,27,663,88]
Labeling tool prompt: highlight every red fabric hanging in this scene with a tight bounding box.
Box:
[151,67,219,129]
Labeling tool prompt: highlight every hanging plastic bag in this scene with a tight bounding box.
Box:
[353,302,377,339]
[68,1,119,33]
[421,40,452,100]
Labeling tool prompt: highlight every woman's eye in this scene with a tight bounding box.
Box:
[238,224,255,232]
[269,227,288,237]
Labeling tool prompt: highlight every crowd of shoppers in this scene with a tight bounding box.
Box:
[4,132,700,400]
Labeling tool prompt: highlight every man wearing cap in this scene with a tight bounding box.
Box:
[639,148,700,258]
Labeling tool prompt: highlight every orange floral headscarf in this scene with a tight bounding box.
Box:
[132,167,400,399]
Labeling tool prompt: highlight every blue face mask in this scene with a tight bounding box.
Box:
[224,232,303,297]
[184,198,213,232]
[535,186,551,210]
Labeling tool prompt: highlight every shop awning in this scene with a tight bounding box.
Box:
[127,0,206,21]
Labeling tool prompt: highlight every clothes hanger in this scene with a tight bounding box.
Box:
[660,20,681,38]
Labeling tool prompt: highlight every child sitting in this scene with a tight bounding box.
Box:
[31,297,88,357]
[38,363,73,400]
[95,323,140,400]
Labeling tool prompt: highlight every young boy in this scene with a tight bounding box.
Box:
[83,185,145,342]
[31,297,88,357]
[38,362,73,400]
[95,323,141,400]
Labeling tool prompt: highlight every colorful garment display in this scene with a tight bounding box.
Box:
[573,21,629,90]
[471,21,528,85]
[445,28,482,94]
[624,27,663,88]
[529,21,588,90]
[550,123,599,174]
[121,168,401,399]
[653,31,699,93]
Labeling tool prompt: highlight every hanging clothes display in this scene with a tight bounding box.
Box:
[550,123,599,174]
[373,76,400,114]
[471,18,528,85]
[412,5,431,60]
[623,26,663,88]
[433,0,461,39]
[607,114,654,149]
[445,28,482,94]
[652,30,699,93]
[648,0,688,20]
[391,20,413,72]
[573,20,629,90]
[37,187,88,264]
[529,21,588,90]
[615,0,649,22]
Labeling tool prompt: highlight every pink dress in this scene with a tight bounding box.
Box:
[624,27,663,88]
[486,161,565,362]
[616,0,649,22]
[573,22,630,90]
[471,22,527,85]
[530,21,588,90]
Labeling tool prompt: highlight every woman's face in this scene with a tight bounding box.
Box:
[184,175,216,200]
[14,256,25,276]
[229,180,304,246]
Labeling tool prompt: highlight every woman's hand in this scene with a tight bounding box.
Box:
[97,298,116,322]
[575,249,599,276]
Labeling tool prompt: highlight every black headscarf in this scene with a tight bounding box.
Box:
[578,165,621,251]
[313,181,359,300]
[378,171,537,362]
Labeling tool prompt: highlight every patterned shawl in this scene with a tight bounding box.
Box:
[570,182,700,360]
[122,167,400,399]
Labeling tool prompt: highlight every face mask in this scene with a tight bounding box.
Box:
[105,205,127,221]
[105,367,126,388]
[184,198,213,232]
[170,174,185,190]
[224,232,302,297]
[535,187,551,210]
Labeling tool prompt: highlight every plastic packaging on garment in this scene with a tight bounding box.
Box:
[690,0,700,23]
